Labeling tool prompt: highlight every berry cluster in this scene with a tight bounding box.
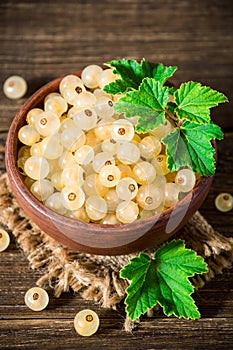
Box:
[17,64,197,224]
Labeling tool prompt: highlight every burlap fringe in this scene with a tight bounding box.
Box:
[0,172,232,332]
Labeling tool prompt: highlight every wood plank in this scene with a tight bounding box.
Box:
[0,318,232,349]
[0,1,232,348]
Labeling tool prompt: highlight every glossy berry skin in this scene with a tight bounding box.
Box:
[24,156,50,180]
[111,119,134,142]
[81,64,103,89]
[164,183,180,207]
[215,193,233,212]
[99,164,121,187]
[116,200,139,223]
[85,195,107,221]
[98,69,117,89]
[74,309,100,336]
[116,177,138,200]
[0,228,10,252]
[175,168,196,193]
[24,287,49,311]
[3,75,27,99]
[18,125,40,146]
[61,186,85,211]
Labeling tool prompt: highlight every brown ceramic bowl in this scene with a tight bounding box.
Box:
[5,71,214,255]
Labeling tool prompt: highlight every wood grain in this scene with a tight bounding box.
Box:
[0,0,232,348]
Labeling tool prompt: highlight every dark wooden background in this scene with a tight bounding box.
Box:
[0,1,232,349]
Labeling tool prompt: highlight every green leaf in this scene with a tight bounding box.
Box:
[162,121,224,176]
[103,79,130,95]
[153,63,178,85]
[120,240,208,321]
[114,78,169,133]
[103,58,154,94]
[103,59,177,94]
[174,81,228,124]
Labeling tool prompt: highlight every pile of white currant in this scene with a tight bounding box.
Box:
[17,64,197,224]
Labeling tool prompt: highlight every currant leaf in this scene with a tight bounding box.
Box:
[174,81,228,124]
[153,63,178,85]
[120,240,208,321]
[114,78,169,133]
[103,59,177,94]
[162,121,224,176]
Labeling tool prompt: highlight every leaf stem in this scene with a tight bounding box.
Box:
[165,109,179,127]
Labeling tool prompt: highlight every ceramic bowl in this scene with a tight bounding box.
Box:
[5,71,214,255]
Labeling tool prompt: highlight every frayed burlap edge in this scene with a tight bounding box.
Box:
[0,172,232,332]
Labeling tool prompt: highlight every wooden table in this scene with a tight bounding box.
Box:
[0,1,232,348]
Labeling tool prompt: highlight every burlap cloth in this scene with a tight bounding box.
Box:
[0,170,232,331]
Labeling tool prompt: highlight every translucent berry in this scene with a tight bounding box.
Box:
[99,165,121,187]
[59,74,85,105]
[74,309,100,337]
[46,159,60,179]
[104,189,121,212]
[44,95,68,117]
[133,161,156,185]
[60,126,86,152]
[85,195,107,221]
[164,183,180,207]
[40,134,63,160]
[175,168,196,192]
[136,184,164,210]
[74,145,94,165]
[83,173,108,197]
[24,287,49,311]
[26,108,43,126]
[73,108,98,131]
[92,152,115,173]
[111,119,134,142]
[95,96,115,119]
[100,213,120,225]
[58,151,76,169]
[116,177,138,200]
[18,125,40,146]
[61,165,84,187]
[35,111,60,137]
[18,145,31,158]
[98,69,117,89]
[139,209,155,220]
[59,120,76,139]
[45,192,67,215]
[101,138,118,155]
[30,179,54,201]
[24,156,50,180]
[94,120,113,140]
[0,228,10,252]
[116,201,139,224]
[51,171,64,191]
[44,92,61,104]
[116,142,140,165]
[93,88,112,99]
[139,136,162,159]
[151,154,170,175]
[61,186,85,211]
[215,193,233,212]
[117,163,133,178]
[81,64,103,89]
[85,129,100,148]
[30,142,44,157]
[74,91,96,108]
[71,206,90,223]
[3,75,27,99]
